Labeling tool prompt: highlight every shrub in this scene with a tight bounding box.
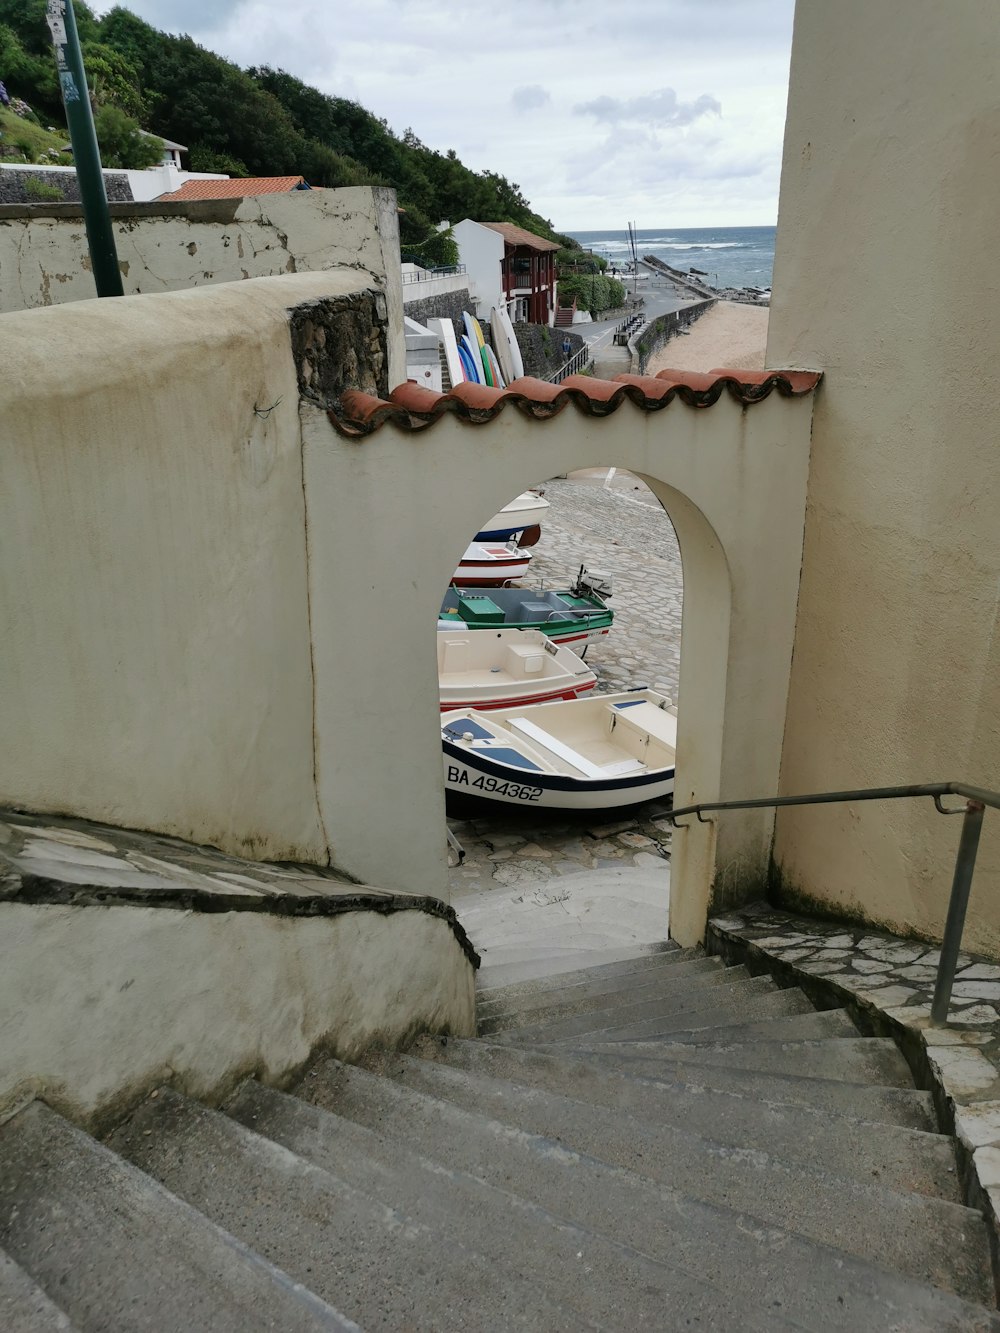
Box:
[23,174,63,201]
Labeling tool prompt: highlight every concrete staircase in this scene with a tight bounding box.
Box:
[2,944,999,1330]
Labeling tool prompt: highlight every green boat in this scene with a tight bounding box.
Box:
[439,571,613,652]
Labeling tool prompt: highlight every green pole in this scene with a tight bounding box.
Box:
[45,0,123,297]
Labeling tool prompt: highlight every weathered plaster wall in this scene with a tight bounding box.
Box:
[2,902,476,1128]
[303,392,815,944]
[767,0,1000,949]
[0,271,383,866]
[0,185,404,387]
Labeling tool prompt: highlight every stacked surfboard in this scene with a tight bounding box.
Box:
[427,308,523,392]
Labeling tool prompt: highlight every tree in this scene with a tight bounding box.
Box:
[83,41,145,119]
[93,103,161,168]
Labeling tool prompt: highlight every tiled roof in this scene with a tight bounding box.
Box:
[480,222,561,252]
[330,369,822,437]
[157,175,307,201]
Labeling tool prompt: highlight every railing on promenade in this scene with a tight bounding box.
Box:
[400,264,467,285]
[546,344,592,384]
[667,781,1000,1025]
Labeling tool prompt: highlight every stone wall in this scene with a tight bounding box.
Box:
[0,168,134,205]
[513,321,585,379]
[632,300,714,374]
[402,287,470,330]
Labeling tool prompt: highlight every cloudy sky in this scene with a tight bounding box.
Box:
[93,0,796,230]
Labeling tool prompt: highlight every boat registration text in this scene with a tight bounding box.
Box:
[447,765,542,802]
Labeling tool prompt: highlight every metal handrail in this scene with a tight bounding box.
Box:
[546,344,593,384]
[667,781,1000,1024]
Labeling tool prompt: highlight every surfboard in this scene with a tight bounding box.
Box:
[497,303,525,379]
[485,344,506,389]
[490,307,515,385]
[458,337,481,384]
[463,313,492,385]
[427,317,464,388]
[479,343,495,387]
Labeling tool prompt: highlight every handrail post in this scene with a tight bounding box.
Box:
[931,800,986,1025]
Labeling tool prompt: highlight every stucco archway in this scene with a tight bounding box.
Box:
[301,382,815,947]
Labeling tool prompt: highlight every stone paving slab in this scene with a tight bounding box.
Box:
[708,900,1000,1260]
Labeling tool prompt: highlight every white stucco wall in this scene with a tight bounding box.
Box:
[0,185,404,387]
[2,903,475,1127]
[0,272,365,865]
[767,0,1000,948]
[452,218,504,316]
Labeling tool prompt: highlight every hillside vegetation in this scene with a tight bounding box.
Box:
[0,0,576,255]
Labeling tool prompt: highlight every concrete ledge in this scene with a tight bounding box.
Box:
[0,811,477,1130]
[707,901,1000,1299]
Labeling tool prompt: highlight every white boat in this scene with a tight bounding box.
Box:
[442,689,676,814]
[476,490,551,542]
[438,628,596,712]
[454,541,532,586]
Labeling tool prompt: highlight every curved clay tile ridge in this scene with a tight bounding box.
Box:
[330,369,821,438]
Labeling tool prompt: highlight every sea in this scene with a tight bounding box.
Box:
[565,225,776,292]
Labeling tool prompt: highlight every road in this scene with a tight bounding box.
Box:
[576,276,701,358]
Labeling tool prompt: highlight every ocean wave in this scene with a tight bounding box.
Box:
[653,242,743,250]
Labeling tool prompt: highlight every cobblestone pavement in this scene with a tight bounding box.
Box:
[448,471,683,915]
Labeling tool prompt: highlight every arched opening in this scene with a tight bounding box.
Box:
[433,464,729,981]
[304,389,811,956]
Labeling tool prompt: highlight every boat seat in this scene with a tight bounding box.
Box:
[517,600,552,622]
[510,717,645,779]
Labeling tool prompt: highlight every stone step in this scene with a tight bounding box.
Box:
[223,1080,795,1332]
[0,1251,75,1331]
[296,1056,996,1314]
[553,1032,916,1085]
[497,978,806,1044]
[478,960,746,1034]
[475,942,675,989]
[0,1102,354,1332]
[109,1088,595,1333]
[476,953,722,1021]
[476,942,698,997]
[419,1034,936,1128]
[582,1004,861,1045]
[396,1044,957,1196]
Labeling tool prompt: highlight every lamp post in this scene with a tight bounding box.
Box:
[45,0,123,297]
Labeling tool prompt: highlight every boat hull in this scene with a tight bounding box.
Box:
[442,742,674,815]
[454,542,532,586]
[440,677,596,713]
[476,492,551,542]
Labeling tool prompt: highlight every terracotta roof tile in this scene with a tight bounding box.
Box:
[329,369,821,438]
[157,175,307,201]
[479,222,562,252]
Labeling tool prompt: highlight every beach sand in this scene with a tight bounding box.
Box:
[645,300,769,375]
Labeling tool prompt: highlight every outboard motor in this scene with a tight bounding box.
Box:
[573,565,614,600]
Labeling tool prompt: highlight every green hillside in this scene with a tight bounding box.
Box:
[0,0,576,256]
[0,103,69,162]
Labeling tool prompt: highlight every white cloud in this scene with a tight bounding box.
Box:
[575,89,721,128]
